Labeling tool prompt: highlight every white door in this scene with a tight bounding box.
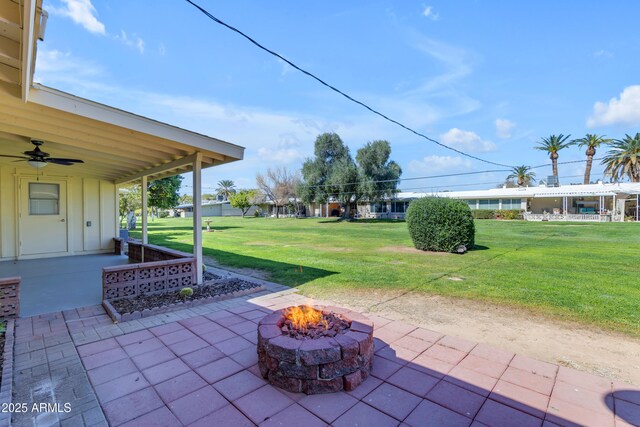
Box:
[19,179,68,256]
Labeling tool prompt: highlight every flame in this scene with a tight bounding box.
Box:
[285,305,329,332]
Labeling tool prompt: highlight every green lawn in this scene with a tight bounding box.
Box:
[131,217,640,336]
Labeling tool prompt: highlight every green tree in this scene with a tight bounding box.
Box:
[216,180,236,200]
[229,189,259,217]
[148,176,183,219]
[506,165,536,187]
[601,133,640,183]
[118,185,141,228]
[327,157,360,217]
[356,140,402,202]
[572,134,612,184]
[179,194,193,205]
[300,133,352,205]
[535,134,572,178]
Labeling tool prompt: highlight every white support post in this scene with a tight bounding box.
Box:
[141,176,148,245]
[193,152,203,285]
[325,202,329,218]
[637,194,639,221]
[115,184,120,232]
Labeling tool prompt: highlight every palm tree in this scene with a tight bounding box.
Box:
[572,134,612,184]
[601,133,640,183]
[506,165,536,187]
[535,134,572,177]
[215,180,236,200]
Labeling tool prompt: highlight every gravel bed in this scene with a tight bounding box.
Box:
[111,277,261,314]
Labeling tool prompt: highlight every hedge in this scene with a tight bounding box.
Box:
[406,197,475,253]
[471,209,523,220]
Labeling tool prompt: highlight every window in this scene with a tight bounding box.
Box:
[464,199,477,210]
[370,202,388,213]
[502,198,522,209]
[29,183,59,215]
[391,201,406,213]
[479,199,500,210]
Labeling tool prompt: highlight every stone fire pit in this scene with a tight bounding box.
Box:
[257,305,374,394]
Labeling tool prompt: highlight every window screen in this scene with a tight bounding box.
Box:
[29,183,59,215]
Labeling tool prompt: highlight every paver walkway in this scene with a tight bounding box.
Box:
[12,286,640,427]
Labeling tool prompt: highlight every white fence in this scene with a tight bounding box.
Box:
[523,213,612,222]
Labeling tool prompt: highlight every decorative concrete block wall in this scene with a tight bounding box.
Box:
[102,258,196,301]
[0,277,20,318]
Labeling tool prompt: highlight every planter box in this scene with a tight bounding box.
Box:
[103,285,266,323]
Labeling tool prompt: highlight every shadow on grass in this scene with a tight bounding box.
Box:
[129,225,242,236]
[316,218,406,224]
[472,245,490,251]
[140,237,337,288]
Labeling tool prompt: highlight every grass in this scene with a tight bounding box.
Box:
[132,217,640,336]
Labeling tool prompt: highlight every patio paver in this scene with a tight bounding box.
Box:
[10,281,640,426]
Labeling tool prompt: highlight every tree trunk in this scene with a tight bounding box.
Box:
[584,155,593,184]
[341,202,350,220]
[551,153,559,177]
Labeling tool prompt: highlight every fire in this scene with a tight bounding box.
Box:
[284,305,329,332]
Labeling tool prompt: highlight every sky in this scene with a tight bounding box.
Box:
[35,0,640,194]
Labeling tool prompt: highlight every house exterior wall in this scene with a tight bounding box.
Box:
[179,203,258,217]
[0,166,116,260]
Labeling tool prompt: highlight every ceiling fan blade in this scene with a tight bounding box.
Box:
[46,159,75,166]
[0,154,30,159]
[47,158,84,164]
[24,148,49,157]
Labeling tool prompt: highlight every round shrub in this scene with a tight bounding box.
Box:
[406,197,475,253]
[179,287,194,298]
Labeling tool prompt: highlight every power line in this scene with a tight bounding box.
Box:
[180,168,511,191]
[184,0,514,169]
[531,157,604,170]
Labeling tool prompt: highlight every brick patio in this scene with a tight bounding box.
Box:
[11,285,640,427]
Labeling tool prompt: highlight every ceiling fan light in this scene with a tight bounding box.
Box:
[28,160,48,169]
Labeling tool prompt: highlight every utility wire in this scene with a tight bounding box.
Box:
[182,157,602,192]
[531,157,604,170]
[181,168,510,190]
[184,0,514,168]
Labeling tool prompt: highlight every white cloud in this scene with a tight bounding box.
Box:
[257,134,305,164]
[587,85,640,127]
[410,37,473,93]
[593,49,613,58]
[34,49,104,85]
[50,0,105,35]
[277,59,293,76]
[440,128,497,152]
[495,118,516,139]
[159,43,167,56]
[408,155,473,173]
[114,30,145,54]
[422,6,439,20]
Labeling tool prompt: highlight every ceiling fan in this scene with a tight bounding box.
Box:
[0,140,84,168]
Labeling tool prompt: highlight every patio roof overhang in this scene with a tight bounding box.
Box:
[0,81,245,182]
[0,0,244,183]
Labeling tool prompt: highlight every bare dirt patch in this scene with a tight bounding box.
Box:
[378,246,450,255]
[309,288,640,385]
[315,246,354,253]
[203,256,271,281]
